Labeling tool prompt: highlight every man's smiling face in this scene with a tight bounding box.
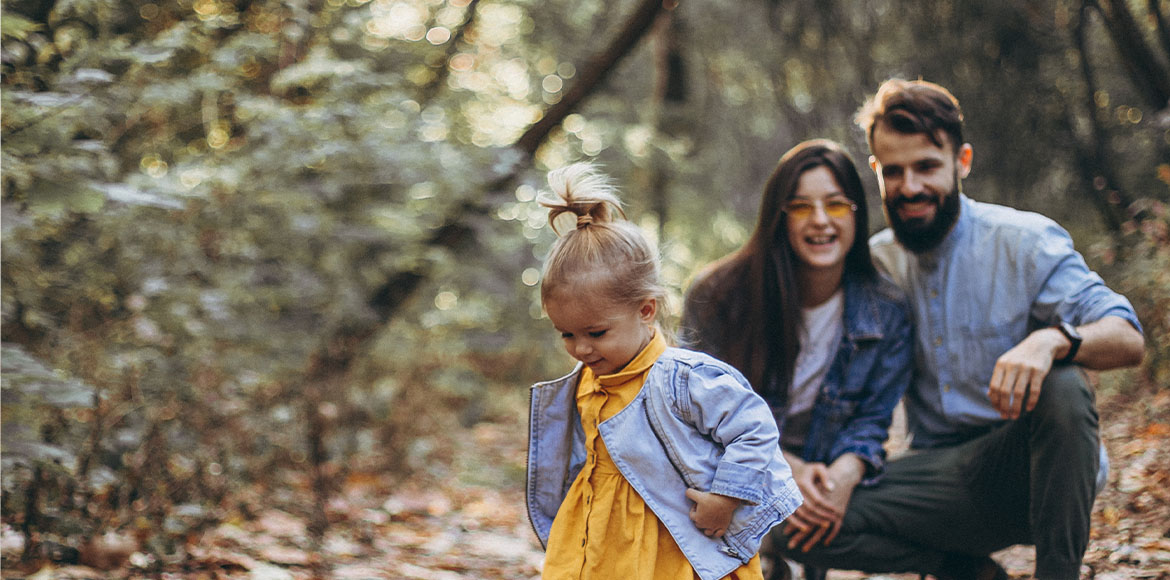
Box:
[870,122,972,253]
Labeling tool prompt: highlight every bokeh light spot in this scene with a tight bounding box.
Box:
[542,75,563,93]
[426,27,451,45]
[435,291,458,311]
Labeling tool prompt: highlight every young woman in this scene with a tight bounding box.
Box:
[526,163,802,580]
[681,140,912,558]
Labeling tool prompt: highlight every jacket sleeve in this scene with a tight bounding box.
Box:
[827,297,913,485]
[681,362,783,505]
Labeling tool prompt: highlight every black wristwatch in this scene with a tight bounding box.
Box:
[1054,321,1082,364]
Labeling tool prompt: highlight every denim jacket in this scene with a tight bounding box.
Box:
[527,348,803,580]
[682,275,913,485]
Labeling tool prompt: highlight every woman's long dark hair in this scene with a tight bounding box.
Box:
[685,139,875,400]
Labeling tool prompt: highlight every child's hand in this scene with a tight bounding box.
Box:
[684,488,740,538]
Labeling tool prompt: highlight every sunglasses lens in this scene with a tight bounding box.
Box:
[786,205,812,219]
[787,201,855,219]
[825,202,854,217]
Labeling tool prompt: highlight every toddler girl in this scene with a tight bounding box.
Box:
[526,163,802,580]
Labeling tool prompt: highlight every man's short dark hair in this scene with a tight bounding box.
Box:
[857,79,964,153]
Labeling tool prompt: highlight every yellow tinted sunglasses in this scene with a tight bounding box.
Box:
[784,199,858,220]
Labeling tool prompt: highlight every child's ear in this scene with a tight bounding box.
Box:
[639,298,657,324]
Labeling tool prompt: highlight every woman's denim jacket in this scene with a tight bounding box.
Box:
[527,348,803,580]
[682,275,913,485]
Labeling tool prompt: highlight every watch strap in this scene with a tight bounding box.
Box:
[1054,321,1082,364]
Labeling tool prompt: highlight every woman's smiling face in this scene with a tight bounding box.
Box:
[785,165,856,274]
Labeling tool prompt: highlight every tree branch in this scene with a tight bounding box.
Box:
[417,0,484,106]
[1093,0,1170,111]
[1150,0,1170,70]
[515,0,671,156]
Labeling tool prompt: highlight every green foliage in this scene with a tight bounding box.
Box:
[0,343,102,544]
[0,0,554,560]
[1,343,95,463]
[0,13,41,41]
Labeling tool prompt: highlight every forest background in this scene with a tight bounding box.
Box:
[2,0,1169,578]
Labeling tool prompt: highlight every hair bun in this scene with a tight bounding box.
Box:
[538,162,626,235]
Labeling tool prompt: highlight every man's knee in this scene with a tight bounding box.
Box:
[1033,364,1096,429]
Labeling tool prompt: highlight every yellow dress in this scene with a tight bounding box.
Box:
[541,331,763,580]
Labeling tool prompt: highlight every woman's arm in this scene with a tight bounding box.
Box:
[825,301,913,484]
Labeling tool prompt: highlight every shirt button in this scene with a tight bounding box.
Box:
[933,336,943,347]
[931,289,939,298]
[943,384,951,392]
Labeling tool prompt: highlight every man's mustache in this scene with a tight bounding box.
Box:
[893,193,935,207]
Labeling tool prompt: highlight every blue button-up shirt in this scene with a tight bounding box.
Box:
[869,194,1142,449]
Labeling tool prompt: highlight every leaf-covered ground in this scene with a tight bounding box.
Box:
[4,381,1167,580]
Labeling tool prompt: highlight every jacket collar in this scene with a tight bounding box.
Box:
[841,276,884,343]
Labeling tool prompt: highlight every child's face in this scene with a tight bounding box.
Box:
[544,288,656,377]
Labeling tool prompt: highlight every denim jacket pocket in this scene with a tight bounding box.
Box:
[818,395,859,424]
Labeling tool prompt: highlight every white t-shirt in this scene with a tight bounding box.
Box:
[782,289,844,449]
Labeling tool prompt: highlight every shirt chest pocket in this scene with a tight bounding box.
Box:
[955,327,1020,385]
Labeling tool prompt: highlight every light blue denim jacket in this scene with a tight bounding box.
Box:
[527,347,803,580]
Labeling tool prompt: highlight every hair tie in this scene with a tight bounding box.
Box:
[576,214,594,228]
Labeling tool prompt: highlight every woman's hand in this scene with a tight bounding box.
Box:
[783,454,864,552]
[684,488,740,538]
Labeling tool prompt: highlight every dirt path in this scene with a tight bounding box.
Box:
[11,384,1167,579]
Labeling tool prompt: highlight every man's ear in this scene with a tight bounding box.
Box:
[639,299,657,324]
[957,143,973,178]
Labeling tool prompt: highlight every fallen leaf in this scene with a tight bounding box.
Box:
[1141,423,1170,438]
[249,562,294,580]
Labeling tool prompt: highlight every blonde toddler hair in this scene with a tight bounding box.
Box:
[537,163,665,312]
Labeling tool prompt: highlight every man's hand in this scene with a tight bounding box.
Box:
[991,317,1145,419]
[989,327,1065,419]
[684,489,740,538]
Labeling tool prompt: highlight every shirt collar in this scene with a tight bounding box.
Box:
[580,329,666,392]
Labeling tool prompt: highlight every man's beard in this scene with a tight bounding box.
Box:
[886,179,961,254]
